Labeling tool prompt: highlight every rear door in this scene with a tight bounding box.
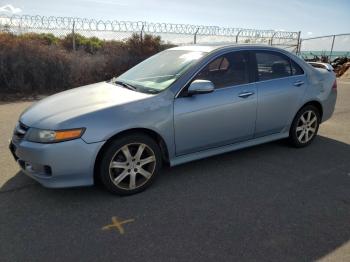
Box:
[252,50,307,137]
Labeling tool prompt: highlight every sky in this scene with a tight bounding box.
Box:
[0,0,349,38]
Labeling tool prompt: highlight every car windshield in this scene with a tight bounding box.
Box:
[115,50,205,94]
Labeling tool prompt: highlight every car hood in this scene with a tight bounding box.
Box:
[20,82,153,129]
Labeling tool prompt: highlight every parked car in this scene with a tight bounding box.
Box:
[9,44,337,195]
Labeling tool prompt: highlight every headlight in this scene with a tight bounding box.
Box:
[26,128,85,143]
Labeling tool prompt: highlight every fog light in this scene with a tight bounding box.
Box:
[21,161,52,176]
[25,162,33,172]
[43,165,52,176]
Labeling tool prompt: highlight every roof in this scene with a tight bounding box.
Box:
[170,44,286,53]
[170,45,219,52]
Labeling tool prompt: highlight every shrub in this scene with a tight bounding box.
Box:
[18,33,59,45]
[0,32,176,99]
[61,33,104,54]
[126,33,163,61]
[0,33,71,94]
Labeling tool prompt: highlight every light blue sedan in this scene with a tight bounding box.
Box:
[10,44,337,195]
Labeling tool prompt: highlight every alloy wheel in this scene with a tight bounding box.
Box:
[296,110,318,144]
[109,143,156,190]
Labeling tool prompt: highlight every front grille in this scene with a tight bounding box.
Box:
[13,122,29,141]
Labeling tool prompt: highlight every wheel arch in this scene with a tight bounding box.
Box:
[298,100,323,120]
[93,128,170,184]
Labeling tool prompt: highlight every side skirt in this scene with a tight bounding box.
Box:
[170,132,289,167]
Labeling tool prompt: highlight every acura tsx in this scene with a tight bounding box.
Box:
[9,44,337,195]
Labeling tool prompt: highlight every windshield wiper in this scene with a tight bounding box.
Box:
[111,79,137,91]
[142,88,160,94]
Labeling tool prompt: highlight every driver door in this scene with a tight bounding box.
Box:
[174,51,257,155]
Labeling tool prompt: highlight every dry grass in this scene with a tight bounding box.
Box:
[0,32,174,100]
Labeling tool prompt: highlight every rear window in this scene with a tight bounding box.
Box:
[291,60,304,75]
[255,51,292,81]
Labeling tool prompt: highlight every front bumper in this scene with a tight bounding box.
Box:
[9,138,104,188]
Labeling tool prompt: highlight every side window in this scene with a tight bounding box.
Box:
[255,51,292,81]
[195,51,249,89]
[207,57,229,72]
[291,59,304,75]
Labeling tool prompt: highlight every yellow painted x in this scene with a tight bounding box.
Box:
[102,216,135,235]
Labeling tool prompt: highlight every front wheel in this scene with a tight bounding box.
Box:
[289,105,320,148]
[99,134,162,195]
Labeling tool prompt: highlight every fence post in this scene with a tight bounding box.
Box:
[194,27,199,44]
[296,39,302,55]
[296,31,301,54]
[140,24,145,43]
[270,31,277,46]
[236,30,243,43]
[329,34,336,62]
[72,20,76,51]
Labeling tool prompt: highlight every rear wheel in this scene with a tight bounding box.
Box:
[289,105,320,148]
[99,134,162,195]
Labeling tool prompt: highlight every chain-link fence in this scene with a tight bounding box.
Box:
[0,14,300,51]
[299,34,350,62]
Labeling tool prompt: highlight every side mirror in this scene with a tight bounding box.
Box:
[188,80,214,96]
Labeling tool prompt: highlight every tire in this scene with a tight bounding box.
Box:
[289,105,320,148]
[99,133,162,195]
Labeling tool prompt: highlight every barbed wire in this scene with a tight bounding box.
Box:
[0,14,299,40]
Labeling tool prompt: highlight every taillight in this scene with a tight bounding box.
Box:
[332,80,337,90]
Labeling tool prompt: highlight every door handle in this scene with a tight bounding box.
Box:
[293,80,304,87]
[238,91,254,98]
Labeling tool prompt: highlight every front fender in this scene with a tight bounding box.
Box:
[74,91,176,158]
